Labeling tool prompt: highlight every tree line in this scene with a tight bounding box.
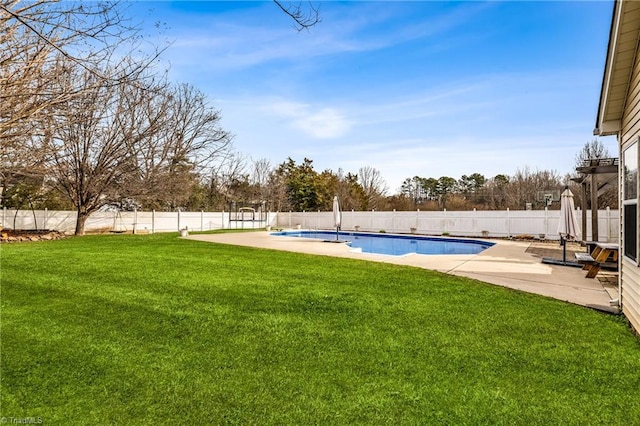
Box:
[0,2,616,235]
[0,0,317,235]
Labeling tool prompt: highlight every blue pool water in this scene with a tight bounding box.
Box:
[271,231,494,256]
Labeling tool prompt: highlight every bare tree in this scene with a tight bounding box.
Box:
[251,158,273,188]
[249,157,274,203]
[203,152,250,209]
[0,1,155,138]
[358,166,388,210]
[509,167,563,210]
[1,0,163,208]
[42,62,171,234]
[44,67,235,233]
[127,83,233,210]
[575,139,610,167]
[267,165,289,213]
[573,139,617,209]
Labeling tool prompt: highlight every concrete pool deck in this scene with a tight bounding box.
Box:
[186,231,620,314]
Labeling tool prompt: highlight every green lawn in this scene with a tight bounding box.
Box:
[1,232,639,424]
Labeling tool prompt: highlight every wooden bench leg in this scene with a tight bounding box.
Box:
[586,264,601,279]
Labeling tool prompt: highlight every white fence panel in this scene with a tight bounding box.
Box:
[43,210,78,233]
[272,209,620,242]
[1,208,619,243]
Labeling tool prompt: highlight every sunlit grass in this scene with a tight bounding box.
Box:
[1,232,639,424]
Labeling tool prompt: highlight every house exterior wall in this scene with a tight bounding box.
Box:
[619,33,640,333]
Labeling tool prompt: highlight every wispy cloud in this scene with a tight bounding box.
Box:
[161,1,492,73]
[266,101,352,139]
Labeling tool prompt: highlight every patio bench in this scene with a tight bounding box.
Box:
[575,252,595,264]
[576,244,619,278]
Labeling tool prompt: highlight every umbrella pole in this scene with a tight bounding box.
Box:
[562,236,566,263]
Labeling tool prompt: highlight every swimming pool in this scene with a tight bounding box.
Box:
[271,230,494,256]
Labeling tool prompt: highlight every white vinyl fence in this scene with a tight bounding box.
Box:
[0,209,277,234]
[2,207,619,242]
[277,208,620,242]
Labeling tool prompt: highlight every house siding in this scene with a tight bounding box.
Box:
[622,258,640,332]
[620,36,640,334]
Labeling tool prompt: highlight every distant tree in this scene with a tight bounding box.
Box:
[127,83,233,210]
[274,157,319,211]
[400,177,420,206]
[422,178,439,202]
[575,139,610,168]
[436,176,457,209]
[267,164,289,213]
[459,173,486,194]
[508,167,563,210]
[358,166,388,210]
[573,139,617,209]
[334,170,367,211]
[315,169,339,210]
[251,158,274,203]
[486,174,510,210]
[204,152,250,210]
[400,174,477,209]
[268,158,367,211]
[386,194,415,211]
[458,175,473,193]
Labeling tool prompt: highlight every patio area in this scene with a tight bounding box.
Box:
[187,231,620,314]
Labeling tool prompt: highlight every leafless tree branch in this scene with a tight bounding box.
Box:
[273,0,320,31]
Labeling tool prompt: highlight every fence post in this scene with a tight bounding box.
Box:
[371,209,375,231]
[177,209,181,231]
[2,207,5,228]
[473,208,476,236]
[152,210,155,234]
[201,210,204,231]
[606,207,611,242]
[506,208,510,238]
[133,208,137,234]
[44,208,48,230]
[443,208,447,234]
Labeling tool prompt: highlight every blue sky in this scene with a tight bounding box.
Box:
[130,0,617,192]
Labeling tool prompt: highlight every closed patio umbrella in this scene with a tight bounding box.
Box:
[543,186,581,266]
[333,195,341,241]
[558,187,580,242]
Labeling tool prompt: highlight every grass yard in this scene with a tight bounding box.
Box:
[1,232,640,424]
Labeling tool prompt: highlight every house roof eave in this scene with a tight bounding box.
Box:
[594,0,640,137]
